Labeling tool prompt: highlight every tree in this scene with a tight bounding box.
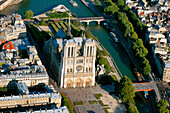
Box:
[157,100,169,113]
[97,57,111,73]
[73,13,77,18]
[95,0,102,6]
[123,5,129,12]
[143,62,151,75]
[127,104,139,113]
[104,3,119,15]
[24,10,34,19]
[40,19,46,26]
[117,0,125,7]
[131,32,138,40]
[119,76,135,104]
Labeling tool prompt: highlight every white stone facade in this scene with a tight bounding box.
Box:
[43,36,96,88]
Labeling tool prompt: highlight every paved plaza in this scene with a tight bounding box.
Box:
[59,84,126,113]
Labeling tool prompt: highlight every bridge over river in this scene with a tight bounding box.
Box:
[133,82,161,101]
[24,16,112,25]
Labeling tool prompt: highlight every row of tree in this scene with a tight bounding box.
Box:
[121,7,147,40]
[116,76,139,113]
[157,100,169,113]
[123,7,147,40]
[114,11,151,76]
[103,0,151,76]
[104,0,119,15]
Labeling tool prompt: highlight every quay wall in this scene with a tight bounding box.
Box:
[0,0,22,11]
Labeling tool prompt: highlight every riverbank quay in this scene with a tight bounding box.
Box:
[0,0,22,11]
[81,0,161,111]
[95,40,122,80]
[81,0,141,79]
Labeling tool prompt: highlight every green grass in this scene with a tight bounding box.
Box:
[99,100,109,107]
[89,101,98,104]
[74,101,84,105]
[103,108,110,113]
[95,94,102,99]
[0,62,5,68]
[50,23,59,33]
[60,92,74,113]
[55,22,62,29]
[59,21,67,31]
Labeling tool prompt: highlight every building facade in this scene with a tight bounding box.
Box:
[44,36,96,88]
[163,62,170,82]
[0,72,49,87]
[0,92,61,109]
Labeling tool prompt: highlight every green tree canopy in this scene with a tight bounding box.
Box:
[40,19,46,26]
[131,32,138,40]
[127,104,139,113]
[143,62,151,75]
[157,100,169,113]
[95,0,102,6]
[117,0,125,7]
[24,10,34,19]
[123,5,129,12]
[119,76,135,104]
[97,57,111,73]
[104,3,119,15]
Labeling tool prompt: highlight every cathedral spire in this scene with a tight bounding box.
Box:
[66,13,71,39]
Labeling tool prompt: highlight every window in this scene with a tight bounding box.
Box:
[67,69,69,73]
[86,67,88,72]
[89,68,91,72]
[71,47,74,57]
[70,68,73,72]
[68,47,70,57]
[77,59,83,63]
[90,46,92,56]
[87,46,89,56]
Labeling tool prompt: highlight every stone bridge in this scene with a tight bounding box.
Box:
[24,17,112,25]
[133,82,161,101]
[72,17,110,25]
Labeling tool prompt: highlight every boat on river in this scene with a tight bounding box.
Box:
[69,0,78,6]
[134,68,143,82]
[109,32,119,43]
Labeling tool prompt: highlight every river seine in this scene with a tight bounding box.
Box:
[0,0,153,112]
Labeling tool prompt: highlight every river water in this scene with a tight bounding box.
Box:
[0,0,153,112]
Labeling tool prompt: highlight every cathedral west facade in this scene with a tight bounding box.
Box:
[43,31,96,88]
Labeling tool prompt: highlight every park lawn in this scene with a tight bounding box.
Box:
[89,101,98,104]
[99,100,109,107]
[74,101,84,105]
[103,108,110,113]
[60,92,74,113]
[95,94,102,99]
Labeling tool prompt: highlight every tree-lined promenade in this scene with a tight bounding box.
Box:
[103,0,151,77]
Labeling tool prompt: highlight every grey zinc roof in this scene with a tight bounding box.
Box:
[17,82,29,95]
[56,38,63,47]
[52,39,58,48]
[86,38,93,42]
[73,37,83,46]
[56,29,66,38]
